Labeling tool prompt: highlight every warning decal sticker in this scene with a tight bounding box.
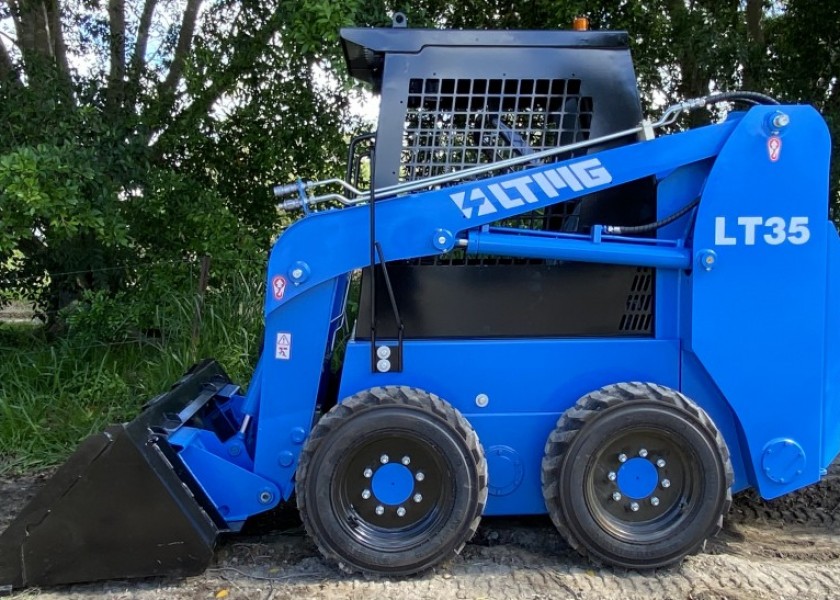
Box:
[275,332,292,360]
[272,275,287,300]
[767,136,782,162]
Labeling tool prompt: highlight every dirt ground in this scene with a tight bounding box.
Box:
[4,466,840,600]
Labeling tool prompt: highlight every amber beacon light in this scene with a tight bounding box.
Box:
[573,16,590,31]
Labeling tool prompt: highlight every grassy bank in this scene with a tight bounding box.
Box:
[0,276,264,474]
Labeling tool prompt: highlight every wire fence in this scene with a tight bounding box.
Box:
[1,255,268,282]
[0,254,268,357]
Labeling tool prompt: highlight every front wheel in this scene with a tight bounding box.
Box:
[541,382,733,568]
[296,386,487,575]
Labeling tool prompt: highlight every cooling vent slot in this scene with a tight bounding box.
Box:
[619,267,654,333]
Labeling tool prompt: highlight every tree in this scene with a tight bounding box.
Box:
[0,0,361,320]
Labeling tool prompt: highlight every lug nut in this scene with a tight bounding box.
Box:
[661,479,671,488]
[416,472,425,482]
[413,493,423,503]
[401,456,411,466]
[397,507,406,517]
[380,454,389,464]
[630,502,640,512]
[639,448,648,458]
[607,471,617,482]
[618,453,627,463]
[612,491,622,501]
[651,496,660,506]
[375,505,384,515]
[363,467,373,478]
[361,489,371,500]
[656,459,666,468]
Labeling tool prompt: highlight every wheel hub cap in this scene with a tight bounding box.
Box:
[616,457,658,499]
[371,463,414,505]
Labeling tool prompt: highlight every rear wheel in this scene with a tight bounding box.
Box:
[541,382,733,568]
[297,386,487,575]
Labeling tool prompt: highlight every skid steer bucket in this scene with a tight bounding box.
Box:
[0,360,231,590]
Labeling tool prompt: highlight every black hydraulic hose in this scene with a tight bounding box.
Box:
[604,197,700,235]
[369,148,377,347]
[706,91,780,106]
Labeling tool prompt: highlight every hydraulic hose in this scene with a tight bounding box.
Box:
[704,91,780,106]
[604,197,700,236]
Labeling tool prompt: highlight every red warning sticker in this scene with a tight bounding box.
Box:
[275,332,292,360]
[767,136,782,162]
[272,275,287,300]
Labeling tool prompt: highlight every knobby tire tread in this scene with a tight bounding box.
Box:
[541,382,734,566]
[297,386,487,575]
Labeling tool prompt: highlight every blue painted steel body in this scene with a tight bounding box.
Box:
[338,338,681,515]
[164,104,840,523]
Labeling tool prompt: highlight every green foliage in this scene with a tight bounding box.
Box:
[0,268,264,473]
[0,145,127,253]
[0,143,130,312]
[0,0,363,322]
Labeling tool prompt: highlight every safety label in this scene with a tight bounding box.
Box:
[272,275,287,300]
[767,136,782,162]
[275,332,292,360]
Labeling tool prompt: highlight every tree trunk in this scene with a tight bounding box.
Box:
[743,0,766,90]
[107,0,125,112]
[157,0,201,111]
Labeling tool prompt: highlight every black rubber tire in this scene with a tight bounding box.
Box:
[296,386,487,575]
[541,382,733,569]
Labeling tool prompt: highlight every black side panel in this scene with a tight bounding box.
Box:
[0,360,230,589]
[357,263,654,340]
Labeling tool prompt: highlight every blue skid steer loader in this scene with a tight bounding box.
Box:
[2,16,839,589]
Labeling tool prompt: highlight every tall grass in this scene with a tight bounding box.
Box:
[0,271,265,474]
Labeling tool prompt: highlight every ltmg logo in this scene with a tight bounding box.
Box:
[449,158,613,219]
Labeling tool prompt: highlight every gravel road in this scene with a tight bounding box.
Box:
[4,466,840,600]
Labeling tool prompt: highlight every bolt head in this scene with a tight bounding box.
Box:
[401,456,411,466]
[630,502,640,512]
[259,491,273,504]
[612,491,622,501]
[651,496,660,506]
[376,345,391,360]
[661,478,671,488]
[438,236,447,245]
[638,448,648,458]
[363,467,373,478]
[375,505,384,516]
[396,507,406,517]
[413,493,423,503]
[772,112,790,129]
[607,471,617,482]
[656,459,666,468]
[415,472,425,482]
[618,453,627,463]
[475,393,490,408]
[380,454,389,464]
[376,359,391,373]
[291,268,304,279]
[361,489,371,500]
